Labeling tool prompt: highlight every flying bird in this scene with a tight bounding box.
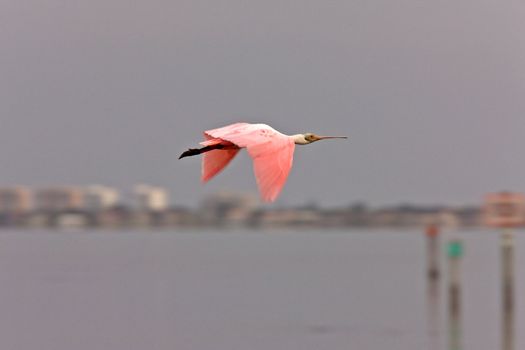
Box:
[179,123,347,202]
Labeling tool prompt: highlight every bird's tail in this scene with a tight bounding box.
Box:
[178,144,225,159]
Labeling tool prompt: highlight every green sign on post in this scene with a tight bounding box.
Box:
[448,240,464,258]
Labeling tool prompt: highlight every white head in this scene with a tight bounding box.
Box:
[292,133,348,145]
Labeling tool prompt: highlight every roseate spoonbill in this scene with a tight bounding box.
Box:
[179,122,347,202]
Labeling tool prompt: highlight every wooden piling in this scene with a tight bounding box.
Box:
[447,239,463,350]
[501,229,514,350]
[426,224,440,280]
[483,192,523,350]
[425,224,441,350]
[426,270,441,350]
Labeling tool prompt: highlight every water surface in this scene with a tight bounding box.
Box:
[0,229,521,350]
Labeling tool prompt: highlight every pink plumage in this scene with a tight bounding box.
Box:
[200,135,239,183]
[202,123,295,202]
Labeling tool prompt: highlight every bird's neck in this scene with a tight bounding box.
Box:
[291,134,309,145]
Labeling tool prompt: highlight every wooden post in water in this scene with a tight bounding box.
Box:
[483,192,524,350]
[501,229,514,350]
[425,224,441,350]
[447,239,463,350]
[426,224,440,281]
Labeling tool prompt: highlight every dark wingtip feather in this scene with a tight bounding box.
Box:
[179,148,201,159]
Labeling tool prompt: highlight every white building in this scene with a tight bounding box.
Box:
[134,184,169,211]
[83,185,120,211]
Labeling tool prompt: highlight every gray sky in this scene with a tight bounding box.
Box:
[1,0,524,207]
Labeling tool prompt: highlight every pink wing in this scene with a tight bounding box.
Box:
[205,123,295,202]
[200,135,240,183]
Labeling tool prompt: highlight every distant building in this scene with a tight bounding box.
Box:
[134,184,169,211]
[83,185,119,211]
[200,191,258,225]
[34,187,84,212]
[0,187,32,213]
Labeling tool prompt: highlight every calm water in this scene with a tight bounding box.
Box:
[0,229,522,350]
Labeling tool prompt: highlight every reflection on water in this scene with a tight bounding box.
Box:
[502,310,513,350]
[501,230,514,350]
[448,314,462,350]
[426,278,441,350]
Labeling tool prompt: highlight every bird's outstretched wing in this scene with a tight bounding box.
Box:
[200,136,240,183]
[204,123,295,202]
[247,135,295,202]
